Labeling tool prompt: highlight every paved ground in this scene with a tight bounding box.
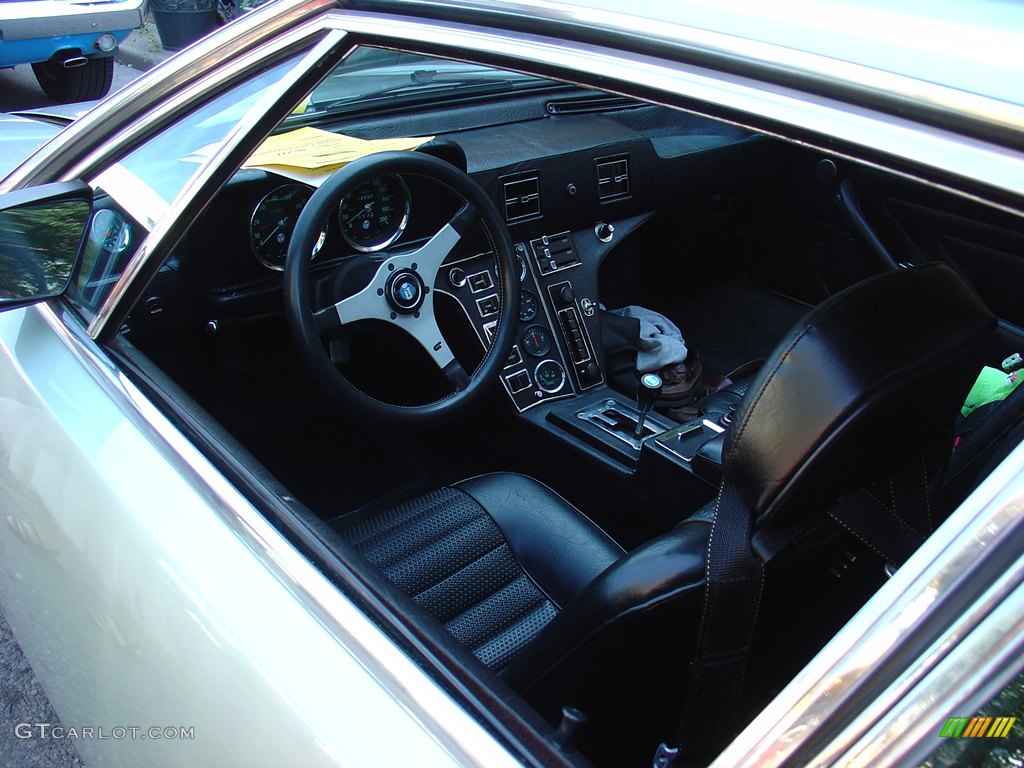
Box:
[0,23,169,767]
[1,612,84,768]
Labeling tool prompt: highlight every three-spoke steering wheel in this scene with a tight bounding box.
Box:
[284,151,519,428]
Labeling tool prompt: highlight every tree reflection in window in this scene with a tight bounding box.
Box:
[0,199,89,303]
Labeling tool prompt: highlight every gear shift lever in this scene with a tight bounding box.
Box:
[635,372,663,438]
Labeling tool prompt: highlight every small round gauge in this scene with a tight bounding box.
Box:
[338,174,411,252]
[535,359,567,394]
[90,209,132,255]
[521,325,551,358]
[250,184,326,270]
[519,290,538,322]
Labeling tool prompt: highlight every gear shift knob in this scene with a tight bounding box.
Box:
[635,372,663,438]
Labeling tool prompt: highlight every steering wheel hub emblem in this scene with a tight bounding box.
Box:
[386,269,426,314]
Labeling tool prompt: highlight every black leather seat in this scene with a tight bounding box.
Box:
[333,474,624,672]
[334,263,995,761]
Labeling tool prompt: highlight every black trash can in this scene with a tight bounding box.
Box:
[151,0,218,52]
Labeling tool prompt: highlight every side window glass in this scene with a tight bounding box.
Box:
[66,56,300,319]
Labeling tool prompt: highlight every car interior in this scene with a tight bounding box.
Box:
[77,45,1024,766]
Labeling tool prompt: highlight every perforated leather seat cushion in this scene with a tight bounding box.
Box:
[334,486,559,671]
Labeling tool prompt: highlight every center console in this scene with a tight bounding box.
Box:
[499,216,744,505]
[458,214,735,502]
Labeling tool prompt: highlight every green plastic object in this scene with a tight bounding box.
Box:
[961,366,1024,417]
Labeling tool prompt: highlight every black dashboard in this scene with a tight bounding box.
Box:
[129,93,778,420]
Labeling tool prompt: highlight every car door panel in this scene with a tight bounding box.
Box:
[0,302,500,768]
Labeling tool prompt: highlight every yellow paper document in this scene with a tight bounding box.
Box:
[242,127,434,185]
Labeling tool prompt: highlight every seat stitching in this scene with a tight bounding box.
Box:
[862,485,920,537]
[465,580,550,643]
[827,511,891,562]
[342,490,469,548]
[377,514,497,571]
[920,451,933,531]
[409,539,513,601]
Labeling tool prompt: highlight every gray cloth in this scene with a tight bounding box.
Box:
[609,305,688,373]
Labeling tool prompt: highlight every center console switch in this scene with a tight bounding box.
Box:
[530,231,579,275]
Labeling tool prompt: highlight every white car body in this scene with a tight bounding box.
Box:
[1,2,1024,767]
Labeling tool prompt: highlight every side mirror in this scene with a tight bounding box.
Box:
[0,181,92,311]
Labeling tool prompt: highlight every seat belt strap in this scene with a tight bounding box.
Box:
[673,481,764,764]
[828,449,936,569]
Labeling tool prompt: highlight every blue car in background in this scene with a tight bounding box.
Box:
[0,0,146,102]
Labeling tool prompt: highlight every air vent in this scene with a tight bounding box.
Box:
[596,154,630,201]
[503,174,541,222]
[546,95,641,115]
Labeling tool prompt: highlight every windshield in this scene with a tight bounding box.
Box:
[293,49,558,120]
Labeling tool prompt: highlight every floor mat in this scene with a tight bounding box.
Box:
[667,278,809,378]
[198,374,453,519]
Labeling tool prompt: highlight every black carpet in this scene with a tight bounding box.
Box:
[667,278,809,379]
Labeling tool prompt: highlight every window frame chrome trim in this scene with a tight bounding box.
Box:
[0,0,338,195]
[8,5,1023,763]
[830,577,1024,768]
[68,21,336,188]
[87,28,350,338]
[324,11,1024,211]
[711,439,1024,768]
[356,0,1024,151]
[32,299,524,768]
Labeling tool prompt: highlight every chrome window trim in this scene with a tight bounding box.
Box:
[831,577,1024,768]
[68,20,336,187]
[87,29,349,338]
[711,439,1024,768]
[0,0,338,195]
[6,4,1021,763]
[381,0,1024,146]
[32,299,523,768]
[325,11,1024,209]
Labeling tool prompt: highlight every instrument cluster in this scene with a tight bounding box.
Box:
[248,174,412,271]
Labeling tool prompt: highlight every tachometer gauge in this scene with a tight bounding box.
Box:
[338,174,410,252]
[250,184,326,270]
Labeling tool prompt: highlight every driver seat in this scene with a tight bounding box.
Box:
[333,264,995,755]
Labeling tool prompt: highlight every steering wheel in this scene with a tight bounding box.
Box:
[284,151,519,429]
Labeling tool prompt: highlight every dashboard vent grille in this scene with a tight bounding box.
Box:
[503,175,541,222]
[596,155,630,201]
[546,95,641,115]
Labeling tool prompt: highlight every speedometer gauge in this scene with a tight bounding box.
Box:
[250,184,326,271]
[338,174,410,252]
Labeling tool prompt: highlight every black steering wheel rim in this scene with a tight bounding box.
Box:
[284,151,519,429]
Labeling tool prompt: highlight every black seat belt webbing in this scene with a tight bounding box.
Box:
[674,481,764,764]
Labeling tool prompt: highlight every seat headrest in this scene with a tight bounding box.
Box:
[723,263,996,523]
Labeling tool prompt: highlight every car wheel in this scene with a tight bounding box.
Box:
[31,57,114,103]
